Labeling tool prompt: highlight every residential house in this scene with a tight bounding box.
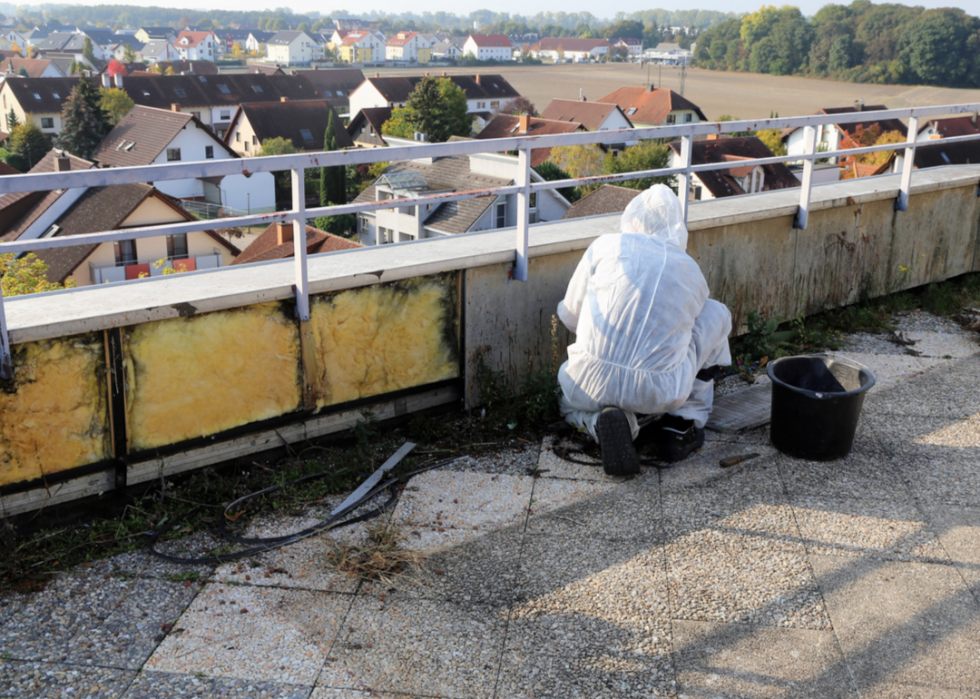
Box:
[0,37,14,52]
[612,38,642,59]
[138,39,181,65]
[338,31,385,64]
[908,139,980,169]
[668,135,800,201]
[223,99,353,156]
[781,102,907,163]
[352,146,571,244]
[153,60,219,75]
[216,29,254,56]
[431,39,462,60]
[265,31,319,66]
[462,34,513,61]
[247,64,285,75]
[105,36,145,62]
[135,27,177,44]
[346,106,393,148]
[0,57,66,78]
[528,37,610,61]
[0,154,239,286]
[174,31,216,62]
[475,113,586,167]
[246,31,275,54]
[0,77,75,141]
[34,32,109,63]
[2,30,28,51]
[598,86,706,127]
[348,73,520,125]
[562,185,641,219]
[915,114,980,142]
[540,98,634,148]
[231,221,361,266]
[385,32,432,64]
[92,105,275,214]
[0,151,96,242]
[642,43,693,65]
[295,67,365,117]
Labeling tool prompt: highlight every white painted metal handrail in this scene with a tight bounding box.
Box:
[0,102,979,378]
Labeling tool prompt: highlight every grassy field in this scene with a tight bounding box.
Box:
[371,63,980,121]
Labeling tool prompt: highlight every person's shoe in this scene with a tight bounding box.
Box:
[658,415,705,463]
[596,407,640,476]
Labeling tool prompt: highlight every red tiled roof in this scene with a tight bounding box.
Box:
[0,57,55,77]
[921,115,980,139]
[598,87,707,125]
[176,31,213,48]
[387,31,419,47]
[475,114,584,167]
[231,223,361,266]
[467,34,512,48]
[562,185,641,220]
[541,99,632,131]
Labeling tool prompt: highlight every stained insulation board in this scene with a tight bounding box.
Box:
[123,302,302,451]
[310,275,459,409]
[0,335,110,487]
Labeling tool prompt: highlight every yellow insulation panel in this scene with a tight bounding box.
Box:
[124,303,302,451]
[0,336,109,487]
[311,276,459,409]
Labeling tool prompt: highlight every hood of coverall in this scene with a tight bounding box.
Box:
[619,184,689,252]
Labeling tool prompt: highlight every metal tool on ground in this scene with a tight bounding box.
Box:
[719,452,761,469]
[331,441,415,517]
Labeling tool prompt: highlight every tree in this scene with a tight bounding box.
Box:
[259,137,299,191]
[549,143,604,195]
[6,109,19,130]
[843,124,904,166]
[82,36,96,65]
[0,253,75,297]
[100,87,135,125]
[297,22,310,32]
[534,160,580,203]
[499,96,538,117]
[54,77,110,159]
[165,66,176,75]
[17,66,28,77]
[755,129,787,156]
[716,114,750,137]
[0,147,26,172]
[602,140,671,190]
[8,121,50,169]
[320,110,346,206]
[314,208,356,238]
[382,77,471,143]
[123,43,137,63]
[149,63,163,74]
[231,42,244,58]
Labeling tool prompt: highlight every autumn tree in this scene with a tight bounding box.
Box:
[499,96,538,117]
[755,129,787,156]
[100,88,135,125]
[549,143,604,195]
[0,253,76,297]
[602,141,671,190]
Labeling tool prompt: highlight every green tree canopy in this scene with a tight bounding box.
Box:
[0,253,75,297]
[602,141,671,191]
[382,77,472,143]
[99,87,135,125]
[320,109,346,207]
[8,121,51,169]
[54,77,109,159]
[534,160,580,203]
[82,36,96,64]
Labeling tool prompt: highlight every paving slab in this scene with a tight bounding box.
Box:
[827,352,947,393]
[922,505,980,587]
[774,446,910,502]
[791,496,949,563]
[861,354,980,418]
[897,331,980,359]
[87,531,223,580]
[665,528,829,629]
[0,659,134,698]
[390,470,533,552]
[317,595,507,698]
[525,479,660,541]
[537,435,658,482]
[661,491,800,542]
[121,669,312,698]
[672,619,857,698]
[810,554,980,695]
[146,584,352,686]
[311,689,415,699]
[704,423,771,446]
[658,440,781,492]
[0,572,197,669]
[885,421,980,508]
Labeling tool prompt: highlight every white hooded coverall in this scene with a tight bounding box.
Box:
[556,185,733,441]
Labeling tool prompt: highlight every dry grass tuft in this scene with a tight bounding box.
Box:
[324,522,425,583]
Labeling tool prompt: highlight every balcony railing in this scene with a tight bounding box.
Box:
[88,252,224,285]
[1,102,980,379]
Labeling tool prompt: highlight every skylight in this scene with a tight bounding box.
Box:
[175,88,186,96]
[627,107,637,115]
[323,90,332,97]
[300,129,314,142]
[33,93,41,99]
[379,171,428,190]
[199,76,207,83]
[52,92,60,98]
[251,85,263,93]
[218,84,231,94]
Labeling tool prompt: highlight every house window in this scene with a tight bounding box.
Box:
[205,145,214,159]
[167,233,189,259]
[496,202,506,228]
[244,141,249,152]
[167,148,181,161]
[490,101,499,108]
[300,128,314,144]
[116,239,137,265]
[685,113,692,123]
[529,192,537,209]
[666,114,676,124]
[41,117,54,128]
[236,132,241,142]
[252,135,257,146]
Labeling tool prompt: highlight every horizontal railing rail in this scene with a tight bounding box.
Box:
[1,101,979,379]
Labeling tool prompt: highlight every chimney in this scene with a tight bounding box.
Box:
[706,133,720,141]
[519,113,530,133]
[424,72,429,77]
[101,72,111,88]
[114,73,123,89]
[171,103,180,112]
[375,72,380,77]
[972,111,978,127]
[475,74,481,84]
[442,72,447,76]
[55,156,71,172]
[647,83,654,94]
[280,96,288,102]
[277,221,293,245]
[855,99,864,112]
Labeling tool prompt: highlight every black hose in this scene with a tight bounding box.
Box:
[146,458,458,566]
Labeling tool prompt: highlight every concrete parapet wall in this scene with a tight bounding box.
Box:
[2,166,979,513]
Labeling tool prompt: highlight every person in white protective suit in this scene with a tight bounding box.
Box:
[556,184,732,475]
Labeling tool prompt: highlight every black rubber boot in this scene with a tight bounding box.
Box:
[658,415,705,463]
[596,407,640,476]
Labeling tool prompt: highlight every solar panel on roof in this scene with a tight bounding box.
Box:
[379,171,428,190]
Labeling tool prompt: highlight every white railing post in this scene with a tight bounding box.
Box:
[677,135,693,226]
[513,144,531,282]
[795,125,818,230]
[896,116,919,212]
[291,168,310,321]
[0,288,11,380]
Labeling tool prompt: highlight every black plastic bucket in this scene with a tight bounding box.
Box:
[767,355,876,461]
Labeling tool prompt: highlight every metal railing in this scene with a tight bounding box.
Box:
[1,102,980,378]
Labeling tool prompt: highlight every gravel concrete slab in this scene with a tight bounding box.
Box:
[377,525,525,607]
[792,497,948,563]
[0,572,197,668]
[672,619,857,698]
[661,492,800,541]
[516,533,668,616]
[827,352,947,392]
[146,584,351,686]
[666,529,829,629]
[442,441,541,477]
[862,355,980,418]
[889,433,980,509]
[923,505,980,586]
[811,554,980,695]
[660,441,783,493]
[524,478,642,539]
[0,659,134,698]
[538,435,658,482]
[121,669,313,698]
[858,685,980,698]
[861,412,980,449]
[899,331,980,359]
[892,311,968,335]
[311,689,415,699]
[390,471,533,552]
[318,595,507,698]
[704,423,771,446]
[774,447,910,502]
[87,531,223,580]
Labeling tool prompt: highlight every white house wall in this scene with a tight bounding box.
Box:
[218,172,276,213]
